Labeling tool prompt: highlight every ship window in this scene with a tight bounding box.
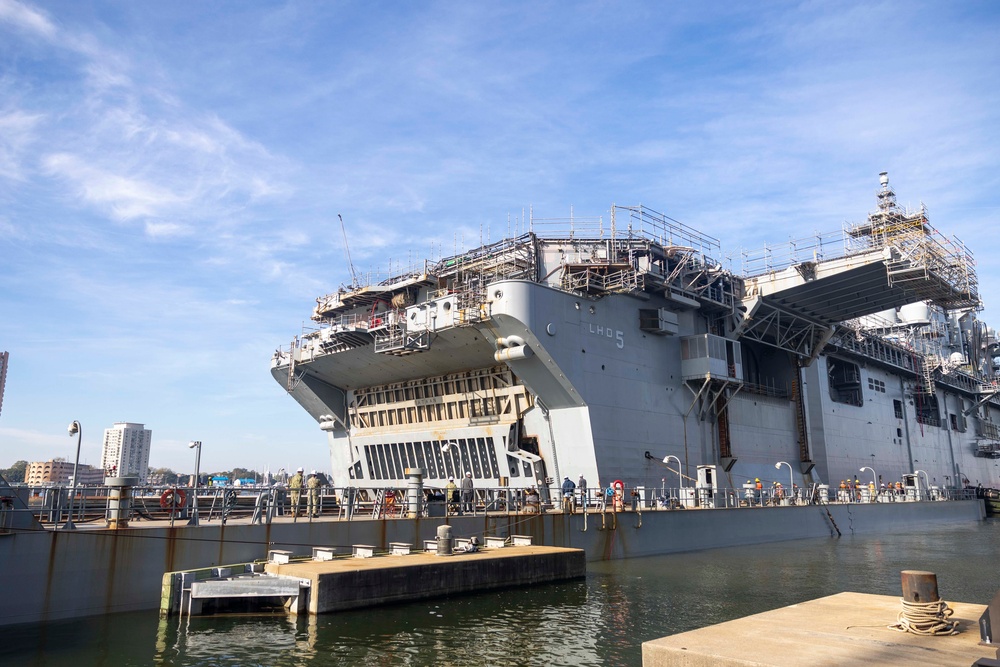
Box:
[480,438,499,478]
[950,413,966,433]
[828,359,863,407]
[422,442,437,479]
[506,454,521,477]
[468,439,483,477]
[443,444,457,479]
[390,443,403,479]
[352,461,363,480]
[396,443,407,477]
[364,446,376,479]
[433,441,447,479]
[894,400,903,419]
[867,378,886,393]
[414,443,426,475]
[897,427,903,438]
[914,393,941,427]
[376,444,389,480]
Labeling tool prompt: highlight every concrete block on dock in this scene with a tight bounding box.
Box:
[352,545,375,558]
[312,547,336,561]
[423,539,437,552]
[389,542,411,556]
[511,535,532,546]
[268,549,293,564]
[484,536,506,549]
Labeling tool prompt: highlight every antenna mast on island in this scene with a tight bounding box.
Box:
[338,213,360,289]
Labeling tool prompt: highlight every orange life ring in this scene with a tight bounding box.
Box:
[160,487,187,509]
[613,480,624,492]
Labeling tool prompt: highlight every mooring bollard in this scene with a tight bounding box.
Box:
[891,570,959,636]
[901,570,940,604]
[436,524,453,556]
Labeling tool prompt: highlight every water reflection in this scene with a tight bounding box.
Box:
[4,520,998,667]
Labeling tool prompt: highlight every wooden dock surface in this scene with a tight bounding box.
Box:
[643,592,994,666]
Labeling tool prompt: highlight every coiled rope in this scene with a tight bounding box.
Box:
[888,598,959,636]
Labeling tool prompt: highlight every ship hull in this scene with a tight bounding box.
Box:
[0,500,984,627]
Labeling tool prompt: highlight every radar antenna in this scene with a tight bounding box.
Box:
[338,213,360,289]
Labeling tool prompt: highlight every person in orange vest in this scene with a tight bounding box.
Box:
[755,478,762,505]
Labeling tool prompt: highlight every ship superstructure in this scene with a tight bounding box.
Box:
[271,174,1000,493]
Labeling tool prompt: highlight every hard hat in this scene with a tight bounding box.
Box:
[564,476,570,479]
[755,478,760,482]
[449,476,454,481]
[296,467,304,472]
[310,470,317,475]
[466,472,472,477]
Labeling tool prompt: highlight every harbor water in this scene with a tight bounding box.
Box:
[5,519,999,666]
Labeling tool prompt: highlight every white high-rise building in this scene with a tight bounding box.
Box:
[100,422,152,482]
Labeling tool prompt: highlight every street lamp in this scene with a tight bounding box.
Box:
[441,441,462,476]
[860,466,877,500]
[775,461,793,495]
[63,421,82,530]
[187,441,202,526]
[662,455,683,491]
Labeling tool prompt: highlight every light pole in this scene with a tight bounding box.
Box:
[662,455,683,491]
[775,461,793,496]
[441,441,462,476]
[860,466,877,501]
[187,441,202,526]
[63,421,82,530]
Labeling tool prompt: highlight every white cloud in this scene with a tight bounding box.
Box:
[42,152,185,221]
[0,0,55,40]
[0,109,43,180]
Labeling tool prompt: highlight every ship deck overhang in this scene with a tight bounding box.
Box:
[277,327,494,398]
[737,250,975,360]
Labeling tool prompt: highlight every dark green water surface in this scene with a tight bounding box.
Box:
[4,520,999,666]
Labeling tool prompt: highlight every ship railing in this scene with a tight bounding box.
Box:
[741,230,848,277]
[0,481,978,531]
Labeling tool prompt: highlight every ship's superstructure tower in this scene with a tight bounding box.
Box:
[100,422,152,482]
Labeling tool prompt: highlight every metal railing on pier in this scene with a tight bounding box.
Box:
[0,481,981,534]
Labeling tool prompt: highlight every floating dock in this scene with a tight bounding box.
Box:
[642,592,994,666]
[162,541,585,617]
[268,544,584,614]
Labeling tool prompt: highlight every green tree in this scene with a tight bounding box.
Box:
[148,467,179,484]
[0,460,28,483]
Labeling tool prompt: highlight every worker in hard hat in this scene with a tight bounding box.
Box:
[445,476,458,514]
[561,475,576,513]
[461,472,475,514]
[307,470,321,518]
[289,467,304,518]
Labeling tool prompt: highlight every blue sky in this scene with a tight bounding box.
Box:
[1,0,998,476]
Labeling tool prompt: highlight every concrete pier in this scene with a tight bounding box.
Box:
[265,545,585,615]
[642,592,994,666]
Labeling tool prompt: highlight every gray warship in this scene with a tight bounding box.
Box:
[271,173,1000,496]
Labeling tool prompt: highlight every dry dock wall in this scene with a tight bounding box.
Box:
[0,499,984,627]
